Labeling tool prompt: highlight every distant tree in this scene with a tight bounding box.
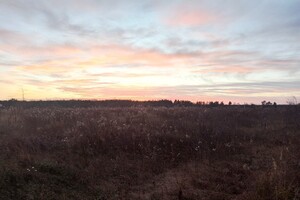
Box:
[228,101,232,106]
[208,101,220,107]
[174,100,194,107]
[220,101,224,106]
[261,100,266,106]
[287,96,298,105]
[196,101,205,106]
[266,101,272,106]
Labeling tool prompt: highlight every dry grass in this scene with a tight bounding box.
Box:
[0,106,299,199]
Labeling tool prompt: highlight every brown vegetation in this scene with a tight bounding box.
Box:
[0,106,299,199]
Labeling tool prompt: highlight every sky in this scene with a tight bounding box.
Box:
[0,0,300,104]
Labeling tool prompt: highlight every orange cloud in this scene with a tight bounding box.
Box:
[16,44,200,74]
[87,44,198,66]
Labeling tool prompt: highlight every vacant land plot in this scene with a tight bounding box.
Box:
[0,106,299,199]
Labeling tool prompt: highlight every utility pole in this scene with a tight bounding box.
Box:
[22,88,25,101]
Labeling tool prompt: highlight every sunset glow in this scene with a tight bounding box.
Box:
[1,0,300,103]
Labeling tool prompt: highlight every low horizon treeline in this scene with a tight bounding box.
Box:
[0,98,288,108]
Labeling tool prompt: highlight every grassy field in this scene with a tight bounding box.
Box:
[0,106,299,199]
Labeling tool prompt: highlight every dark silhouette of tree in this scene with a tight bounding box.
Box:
[287,96,297,105]
[196,101,205,106]
[208,101,219,107]
[144,99,173,107]
[266,101,272,106]
[174,100,194,107]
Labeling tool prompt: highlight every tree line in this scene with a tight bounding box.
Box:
[0,98,287,108]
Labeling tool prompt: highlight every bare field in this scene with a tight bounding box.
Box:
[0,106,299,199]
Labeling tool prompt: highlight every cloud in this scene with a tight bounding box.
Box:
[165,9,216,27]
[0,29,31,45]
[14,43,202,75]
[54,80,300,103]
[1,0,300,103]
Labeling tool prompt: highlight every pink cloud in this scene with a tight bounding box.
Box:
[16,43,201,74]
[167,11,215,26]
[163,3,217,27]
